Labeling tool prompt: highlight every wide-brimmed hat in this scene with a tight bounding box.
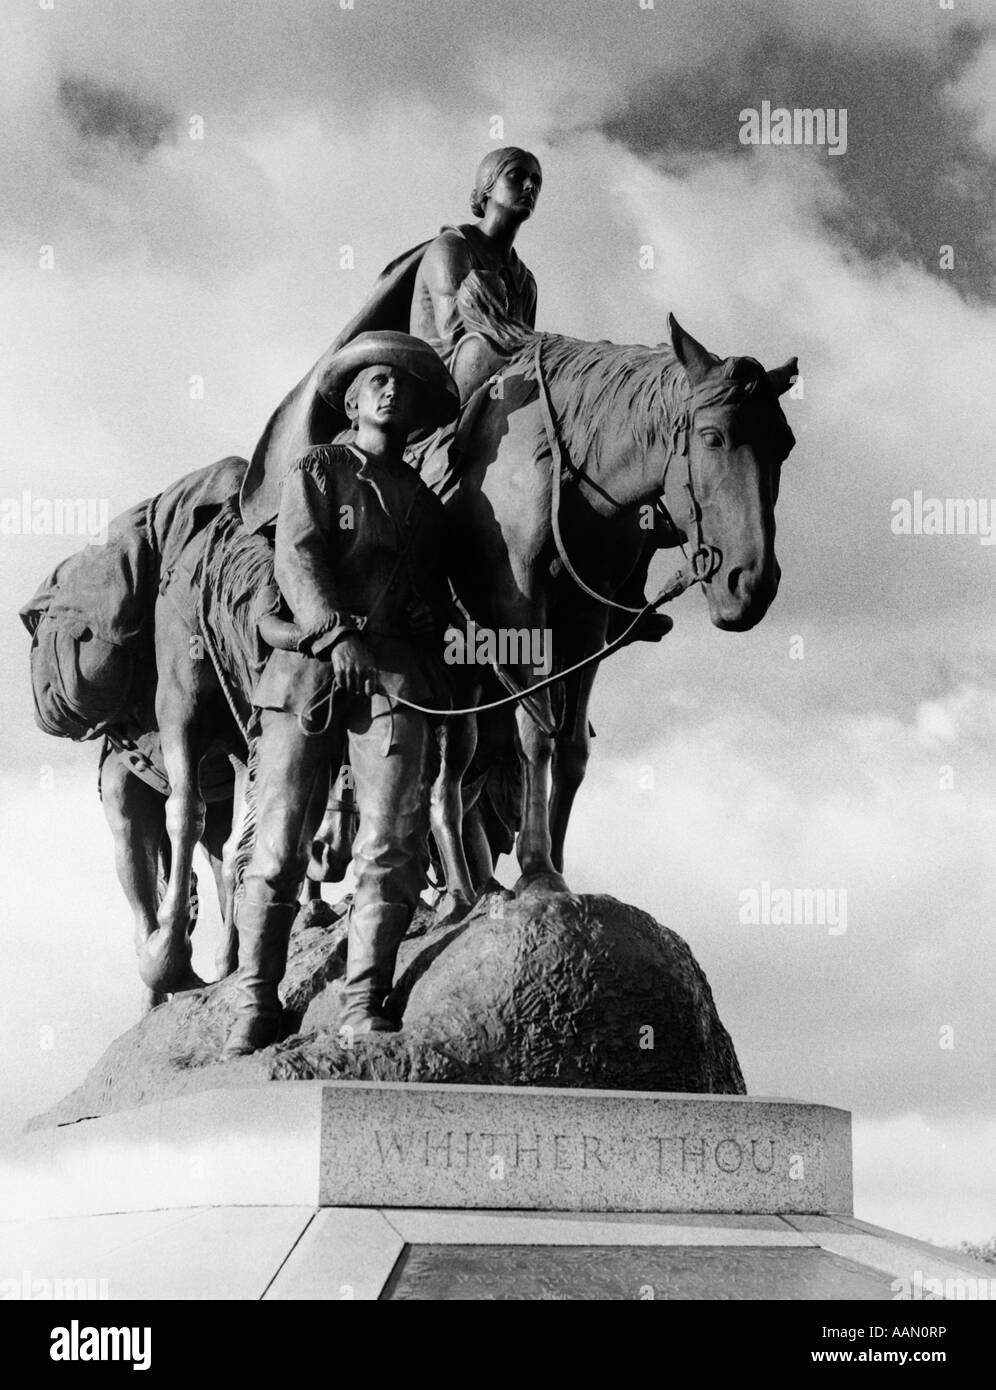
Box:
[316,330,459,437]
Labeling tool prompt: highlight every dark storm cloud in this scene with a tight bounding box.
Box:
[597,22,996,300]
[59,75,176,156]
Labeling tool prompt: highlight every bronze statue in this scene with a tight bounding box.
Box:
[21,151,800,1052]
[224,330,459,1053]
[22,312,798,1033]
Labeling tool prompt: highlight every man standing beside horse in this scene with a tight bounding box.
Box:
[224,331,458,1056]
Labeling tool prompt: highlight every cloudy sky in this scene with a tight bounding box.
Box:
[1,0,995,1244]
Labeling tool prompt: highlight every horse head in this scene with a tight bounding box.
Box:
[665,314,797,632]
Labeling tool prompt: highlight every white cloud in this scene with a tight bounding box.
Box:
[855,1113,996,1247]
[945,40,996,155]
[562,650,996,1122]
[0,768,230,1132]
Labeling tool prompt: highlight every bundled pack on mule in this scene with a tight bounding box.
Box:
[19,457,249,798]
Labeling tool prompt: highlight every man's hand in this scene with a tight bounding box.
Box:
[330,634,380,697]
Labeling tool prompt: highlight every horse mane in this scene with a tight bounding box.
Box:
[521,334,689,476]
[459,281,779,477]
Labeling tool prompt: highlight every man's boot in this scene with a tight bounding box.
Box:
[222,895,298,1057]
[339,903,410,1037]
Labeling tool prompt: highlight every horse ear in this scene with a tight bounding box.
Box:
[767,357,798,396]
[668,313,714,383]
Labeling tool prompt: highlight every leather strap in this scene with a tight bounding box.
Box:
[533,337,695,616]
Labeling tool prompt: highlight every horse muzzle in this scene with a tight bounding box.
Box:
[705,555,780,631]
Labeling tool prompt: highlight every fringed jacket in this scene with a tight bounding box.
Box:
[253,443,451,715]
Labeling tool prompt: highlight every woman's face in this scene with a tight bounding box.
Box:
[486,157,542,219]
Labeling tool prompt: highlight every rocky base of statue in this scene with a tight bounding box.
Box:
[32,887,745,1128]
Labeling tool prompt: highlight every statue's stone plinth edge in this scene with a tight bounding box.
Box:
[1,1082,852,1222]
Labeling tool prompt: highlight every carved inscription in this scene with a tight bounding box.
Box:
[371,1129,786,1180]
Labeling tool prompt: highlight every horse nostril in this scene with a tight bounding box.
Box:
[727,566,743,597]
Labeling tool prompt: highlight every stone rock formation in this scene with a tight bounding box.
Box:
[32,886,744,1128]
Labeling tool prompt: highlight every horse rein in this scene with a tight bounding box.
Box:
[278,339,718,728]
[270,567,700,726]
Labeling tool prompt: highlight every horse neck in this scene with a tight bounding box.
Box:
[546,363,676,517]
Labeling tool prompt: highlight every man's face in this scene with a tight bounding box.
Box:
[487,157,542,219]
[352,364,420,433]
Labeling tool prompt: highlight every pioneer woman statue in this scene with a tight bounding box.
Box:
[409,145,540,402]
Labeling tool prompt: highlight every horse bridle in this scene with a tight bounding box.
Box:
[532,337,719,618]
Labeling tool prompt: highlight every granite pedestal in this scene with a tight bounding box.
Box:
[3,1082,850,1218]
[2,1083,989,1300]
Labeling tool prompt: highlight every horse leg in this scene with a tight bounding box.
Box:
[300,765,343,927]
[309,763,355,887]
[99,752,169,1014]
[199,773,238,982]
[549,644,602,875]
[463,803,494,889]
[141,676,208,994]
[430,709,480,925]
[514,686,568,893]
